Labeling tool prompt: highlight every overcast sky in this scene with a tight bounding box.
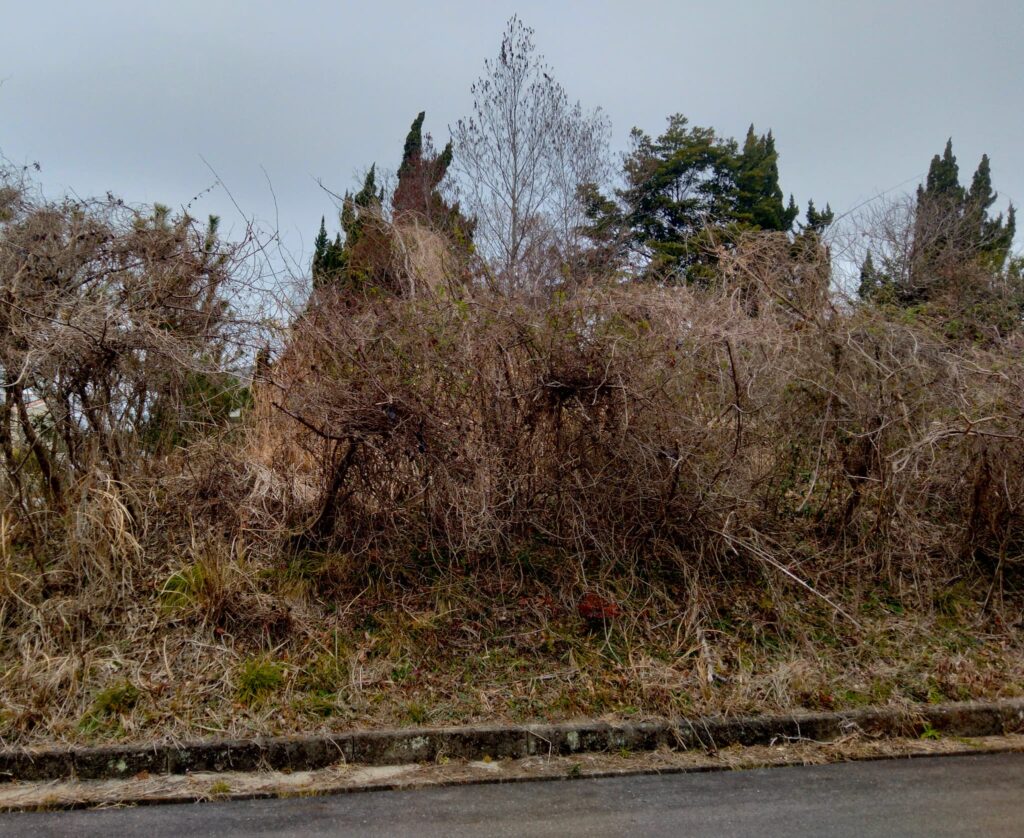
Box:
[2,0,1021,275]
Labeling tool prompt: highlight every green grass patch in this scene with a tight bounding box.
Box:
[235,657,285,705]
[79,681,140,734]
[159,564,206,611]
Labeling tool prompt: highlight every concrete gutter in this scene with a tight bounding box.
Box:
[2,698,1022,783]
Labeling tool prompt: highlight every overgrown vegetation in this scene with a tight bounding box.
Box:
[0,17,1021,748]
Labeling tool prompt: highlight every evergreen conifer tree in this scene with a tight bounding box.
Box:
[398,112,426,183]
[805,200,835,233]
[920,139,964,208]
[903,139,1016,300]
[584,115,803,283]
[734,126,799,232]
[311,113,473,294]
[392,111,464,234]
[857,250,889,301]
[859,139,1018,341]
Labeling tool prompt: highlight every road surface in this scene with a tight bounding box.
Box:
[3,752,1022,837]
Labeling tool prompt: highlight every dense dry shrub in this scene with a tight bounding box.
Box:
[250,228,1023,596]
[0,171,256,606]
[3,161,1017,619]
[257,283,740,562]
[0,174,1020,746]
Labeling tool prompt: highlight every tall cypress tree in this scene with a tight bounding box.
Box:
[965,154,1016,269]
[312,216,329,287]
[967,153,995,218]
[310,167,381,292]
[392,111,463,232]
[397,111,426,183]
[312,216,347,289]
[311,112,474,294]
[805,200,834,233]
[734,126,799,232]
[909,139,1016,294]
[861,139,1018,332]
[857,250,890,301]
[920,139,964,208]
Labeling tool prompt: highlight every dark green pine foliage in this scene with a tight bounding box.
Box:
[311,112,474,294]
[583,115,801,284]
[587,116,735,283]
[857,250,890,301]
[312,217,344,289]
[965,152,996,252]
[391,111,465,236]
[734,126,800,232]
[860,140,1017,329]
[804,200,834,234]
[342,164,383,242]
[965,154,1016,270]
[915,139,1015,269]
[397,111,426,183]
[786,195,800,226]
[311,166,382,290]
[898,139,1016,301]
[313,216,329,263]
[312,217,328,287]
[922,139,965,208]
[792,198,835,275]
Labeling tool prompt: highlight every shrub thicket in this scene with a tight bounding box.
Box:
[0,164,1021,745]
[251,232,1022,596]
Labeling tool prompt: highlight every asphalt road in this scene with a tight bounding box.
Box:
[4,752,1023,837]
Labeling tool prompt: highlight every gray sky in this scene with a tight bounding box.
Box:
[2,0,1021,274]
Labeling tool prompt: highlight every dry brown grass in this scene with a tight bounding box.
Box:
[0,174,1021,748]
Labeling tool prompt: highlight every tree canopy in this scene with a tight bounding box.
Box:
[312,112,473,293]
[859,139,1016,307]
[583,115,802,283]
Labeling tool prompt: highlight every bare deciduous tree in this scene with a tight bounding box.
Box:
[452,16,611,293]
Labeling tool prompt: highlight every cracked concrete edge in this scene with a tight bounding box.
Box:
[1,698,1022,783]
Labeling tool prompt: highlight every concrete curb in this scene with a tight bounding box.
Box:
[5,733,1024,813]
[2,699,1022,783]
